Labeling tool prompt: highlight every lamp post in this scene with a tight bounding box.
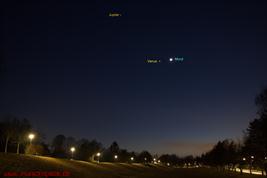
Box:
[130,157,134,163]
[70,147,75,159]
[28,134,35,145]
[114,155,118,162]
[250,155,254,174]
[96,152,101,163]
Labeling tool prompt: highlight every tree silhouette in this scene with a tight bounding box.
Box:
[138,151,152,164]
[1,116,20,153]
[52,134,67,158]
[15,118,32,154]
[119,149,131,163]
[76,139,102,161]
[201,139,238,171]
[109,141,120,154]
[159,154,180,166]
[101,141,120,162]
[244,88,267,174]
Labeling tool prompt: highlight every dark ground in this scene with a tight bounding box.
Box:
[0,153,263,178]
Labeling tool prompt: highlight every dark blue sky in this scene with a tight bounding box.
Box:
[1,1,267,156]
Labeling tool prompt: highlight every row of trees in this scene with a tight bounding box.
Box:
[0,122,185,165]
[1,88,266,174]
[200,88,267,175]
[0,117,32,154]
[201,139,241,170]
[0,118,195,165]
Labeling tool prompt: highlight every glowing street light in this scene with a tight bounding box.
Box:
[158,160,161,163]
[70,147,75,152]
[249,156,254,174]
[70,147,75,159]
[28,134,35,145]
[265,157,267,160]
[243,157,246,161]
[96,152,101,163]
[169,58,173,62]
[130,157,134,161]
[167,163,170,166]
[114,155,118,160]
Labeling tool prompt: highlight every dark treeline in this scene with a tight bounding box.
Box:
[200,88,267,175]
[0,117,33,154]
[0,118,196,166]
[0,88,267,173]
[0,117,195,166]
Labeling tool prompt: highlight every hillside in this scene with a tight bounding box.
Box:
[0,153,262,178]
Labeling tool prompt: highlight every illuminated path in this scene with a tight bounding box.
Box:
[235,168,266,176]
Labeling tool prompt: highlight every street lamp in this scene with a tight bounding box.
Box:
[242,157,246,161]
[70,147,75,159]
[114,155,118,161]
[130,157,134,161]
[28,134,35,145]
[249,155,254,174]
[96,152,101,163]
[158,160,161,163]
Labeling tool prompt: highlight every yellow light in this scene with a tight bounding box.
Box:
[114,155,118,159]
[251,156,254,159]
[243,157,246,161]
[70,147,75,152]
[96,152,101,157]
[28,134,35,140]
[130,157,134,161]
[158,160,161,163]
[153,158,156,161]
[109,13,122,17]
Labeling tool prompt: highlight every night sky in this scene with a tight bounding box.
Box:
[1,1,267,156]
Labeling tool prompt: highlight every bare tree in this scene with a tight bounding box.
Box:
[1,117,17,153]
[15,118,31,154]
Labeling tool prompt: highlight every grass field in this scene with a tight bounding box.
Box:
[0,153,263,178]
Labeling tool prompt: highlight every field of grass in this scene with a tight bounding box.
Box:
[0,153,263,178]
